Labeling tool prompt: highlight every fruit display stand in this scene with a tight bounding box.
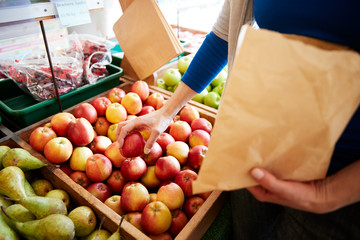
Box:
[13,80,228,240]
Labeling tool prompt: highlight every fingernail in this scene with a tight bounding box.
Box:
[251,168,264,180]
[144,147,150,154]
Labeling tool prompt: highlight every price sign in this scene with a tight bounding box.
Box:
[55,0,91,27]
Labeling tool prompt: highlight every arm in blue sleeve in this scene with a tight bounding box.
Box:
[181,31,228,93]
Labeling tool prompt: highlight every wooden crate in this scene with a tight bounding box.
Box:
[14,80,228,240]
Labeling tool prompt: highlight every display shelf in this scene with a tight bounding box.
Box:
[0,0,104,24]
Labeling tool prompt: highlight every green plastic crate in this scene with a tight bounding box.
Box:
[0,64,123,131]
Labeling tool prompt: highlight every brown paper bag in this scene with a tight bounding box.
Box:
[113,0,184,80]
[192,25,360,194]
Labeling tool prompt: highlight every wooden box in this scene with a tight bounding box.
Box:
[12,80,228,240]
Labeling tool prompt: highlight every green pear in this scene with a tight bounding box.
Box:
[0,145,10,169]
[107,226,121,240]
[0,166,27,199]
[31,179,53,196]
[45,189,71,209]
[68,206,97,237]
[14,214,75,240]
[1,148,46,171]
[84,229,111,240]
[0,194,13,208]
[0,212,19,240]
[2,204,36,229]
[19,196,67,219]
[24,178,37,197]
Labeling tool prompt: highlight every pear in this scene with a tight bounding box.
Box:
[68,206,97,237]
[14,214,75,240]
[107,226,121,240]
[1,148,46,171]
[2,204,36,229]
[0,194,13,208]
[84,229,112,240]
[0,145,10,169]
[31,179,53,196]
[0,212,19,240]
[0,166,27,199]
[24,178,37,197]
[19,196,67,219]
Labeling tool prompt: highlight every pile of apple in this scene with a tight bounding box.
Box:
[157,55,228,109]
[28,80,214,238]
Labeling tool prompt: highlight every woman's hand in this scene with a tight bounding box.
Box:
[247,161,360,214]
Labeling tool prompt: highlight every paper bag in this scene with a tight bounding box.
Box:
[113,0,184,80]
[192,25,360,194]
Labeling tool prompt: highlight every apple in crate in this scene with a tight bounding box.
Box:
[121,92,143,115]
[120,157,147,181]
[86,182,112,202]
[154,156,180,181]
[50,112,75,137]
[138,105,155,116]
[210,69,227,88]
[191,117,212,134]
[141,165,162,189]
[106,170,127,194]
[29,126,57,152]
[70,146,93,171]
[145,92,164,110]
[121,182,150,212]
[104,142,126,168]
[107,87,126,103]
[89,136,112,154]
[169,120,192,142]
[157,182,184,210]
[166,141,190,165]
[183,196,205,219]
[94,116,111,136]
[130,80,150,102]
[141,141,163,165]
[44,137,73,164]
[169,209,188,237]
[104,195,125,216]
[174,169,198,197]
[163,68,181,87]
[125,212,144,232]
[70,171,91,188]
[73,103,98,124]
[121,132,146,158]
[148,232,172,240]
[156,132,175,152]
[67,118,95,147]
[204,91,221,109]
[179,105,200,125]
[85,154,112,182]
[188,145,208,171]
[141,201,172,235]
[192,88,208,104]
[91,96,112,116]
[177,55,193,74]
[188,129,211,147]
[105,102,127,124]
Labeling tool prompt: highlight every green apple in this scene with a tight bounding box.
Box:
[217,81,226,95]
[192,88,208,103]
[211,69,227,88]
[156,78,167,90]
[206,84,212,92]
[163,68,181,87]
[166,82,179,92]
[204,92,221,109]
[177,55,193,74]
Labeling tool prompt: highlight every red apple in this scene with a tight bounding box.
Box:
[73,103,98,124]
[94,116,111,136]
[141,201,172,235]
[154,156,181,181]
[174,169,198,197]
[141,141,163,165]
[168,209,188,237]
[86,154,112,182]
[169,121,191,142]
[146,92,164,110]
[141,165,161,189]
[188,129,211,148]
[70,171,91,188]
[107,87,126,103]
[197,191,212,200]
[121,132,146,158]
[191,118,212,134]
[50,112,75,137]
[156,133,175,152]
[104,195,125,216]
[188,145,208,171]
[67,118,95,147]
[121,182,150,212]
[86,182,112,202]
[183,196,204,219]
[29,126,57,152]
[59,162,73,176]
[44,137,73,164]
[138,105,155,116]
[121,92,142,115]
[91,96,112,116]
[130,80,150,102]
[157,182,184,210]
[104,142,127,168]
[125,212,143,232]
[89,136,112,154]
[106,170,127,194]
[148,232,173,240]
[166,141,189,165]
[179,106,200,125]
[120,157,147,181]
